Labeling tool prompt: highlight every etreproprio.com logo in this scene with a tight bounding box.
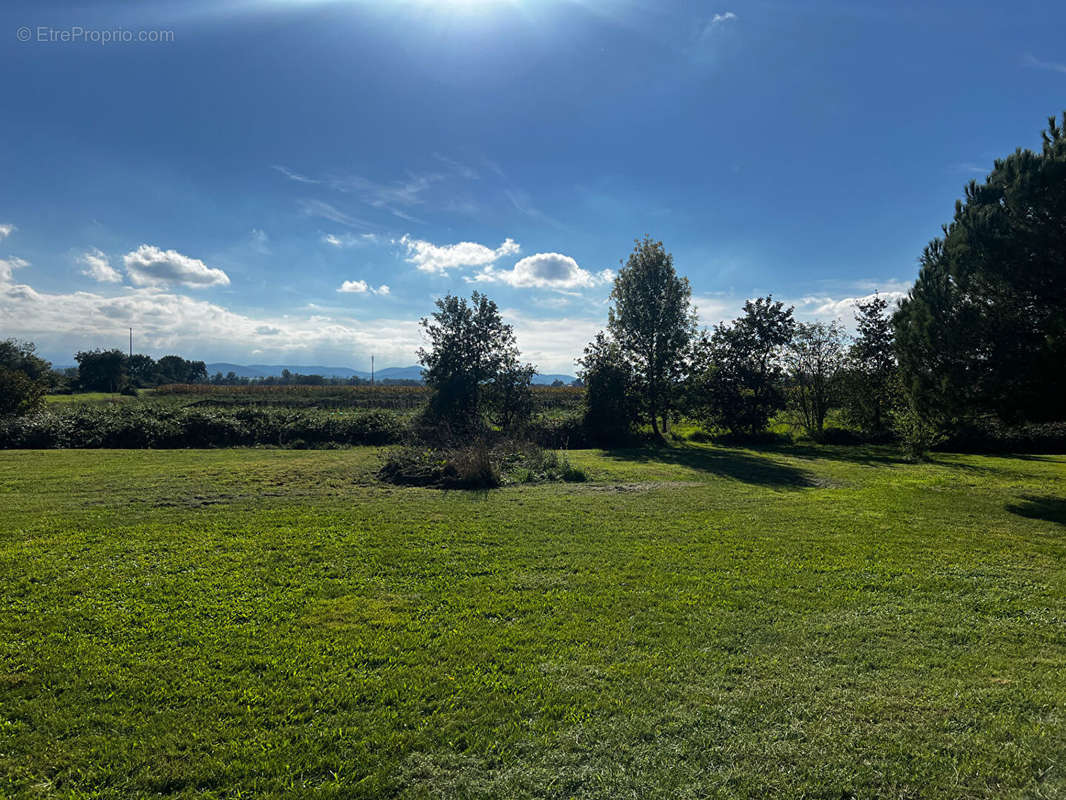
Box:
[16,26,175,44]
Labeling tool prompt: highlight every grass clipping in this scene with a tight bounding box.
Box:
[378,441,587,489]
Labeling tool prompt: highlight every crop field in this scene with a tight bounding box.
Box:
[148,384,584,414]
[2,443,1065,798]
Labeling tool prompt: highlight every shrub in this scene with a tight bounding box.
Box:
[0,405,406,449]
[378,441,583,489]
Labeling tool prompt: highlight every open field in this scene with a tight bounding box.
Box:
[2,444,1065,798]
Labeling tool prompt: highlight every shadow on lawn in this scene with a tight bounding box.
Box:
[1006,495,1066,526]
[604,443,818,488]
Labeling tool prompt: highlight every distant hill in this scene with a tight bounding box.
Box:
[205,363,576,384]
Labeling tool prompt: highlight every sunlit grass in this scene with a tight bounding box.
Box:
[2,444,1064,797]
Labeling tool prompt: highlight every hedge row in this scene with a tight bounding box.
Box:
[0,405,404,449]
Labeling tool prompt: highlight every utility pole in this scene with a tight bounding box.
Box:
[129,328,133,358]
[371,355,375,386]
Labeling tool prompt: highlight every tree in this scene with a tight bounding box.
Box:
[695,296,795,436]
[75,349,127,392]
[607,236,697,435]
[0,339,51,382]
[785,321,846,438]
[418,292,531,432]
[127,354,158,387]
[484,362,536,431]
[578,331,638,443]
[895,112,1066,423]
[156,355,208,385]
[0,339,50,416]
[841,294,896,435]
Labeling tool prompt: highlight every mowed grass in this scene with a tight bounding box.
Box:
[1,445,1065,799]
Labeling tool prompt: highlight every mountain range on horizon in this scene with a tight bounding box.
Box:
[205,363,577,385]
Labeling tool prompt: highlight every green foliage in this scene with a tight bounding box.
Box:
[578,331,638,444]
[892,394,946,461]
[607,236,697,434]
[0,367,46,417]
[694,296,796,436]
[74,348,128,392]
[785,321,847,439]
[0,338,51,382]
[895,112,1066,424]
[841,294,897,435]
[484,362,536,431]
[0,405,404,449]
[379,441,586,489]
[0,339,50,417]
[418,292,533,433]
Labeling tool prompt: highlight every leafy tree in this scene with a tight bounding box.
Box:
[695,296,795,436]
[895,112,1066,423]
[0,339,51,382]
[0,339,50,416]
[842,294,896,435]
[607,236,697,435]
[485,362,536,431]
[75,349,127,392]
[127,354,159,387]
[418,292,530,432]
[156,355,208,384]
[0,368,45,416]
[578,331,638,443]
[785,321,846,438]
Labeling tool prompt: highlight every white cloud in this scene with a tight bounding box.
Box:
[123,245,230,288]
[338,280,390,295]
[1023,53,1066,74]
[322,232,377,248]
[0,256,30,282]
[298,199,372,229]
[78,249,123,284]
[469,252,613,291]
[399,235,520,275]
[796,291,907,321]
[250,228,271,255]
[271,164,320,184]
[0,224,15,241]
[711,11,737,24]
[0,269,421,367]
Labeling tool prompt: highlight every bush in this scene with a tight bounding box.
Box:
[378,444,500,489]
[892,401,945,461]
[378,441,585,489]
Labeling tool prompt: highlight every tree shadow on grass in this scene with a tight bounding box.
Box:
[603,444,819,489]
[760,442,906,467]
[1005,495,1066,526]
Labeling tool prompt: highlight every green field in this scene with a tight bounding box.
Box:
[2,444,1065,798]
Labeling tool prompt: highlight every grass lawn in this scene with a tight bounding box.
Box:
[1,444,1065,798]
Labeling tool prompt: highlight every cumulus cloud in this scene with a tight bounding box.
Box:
[399,235,520,275]
[0,224,15,241]
[78,249,123,283]
[0,270,421,368]
[796,291,907,321]
[469,252,613,291]
[123,245,230,288]
[338,280,390,295]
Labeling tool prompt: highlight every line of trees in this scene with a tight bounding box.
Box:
[3,111,1062,457]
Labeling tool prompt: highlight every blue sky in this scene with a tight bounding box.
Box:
[1,0,1063,372]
